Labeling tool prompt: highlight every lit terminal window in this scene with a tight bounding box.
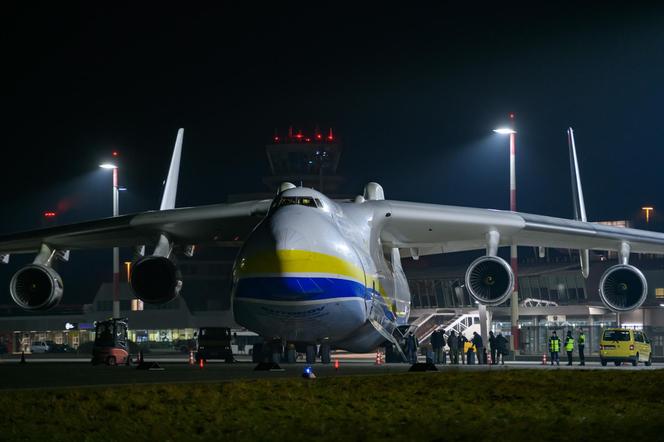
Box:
[656,288,664,299]
[131,299,144,311]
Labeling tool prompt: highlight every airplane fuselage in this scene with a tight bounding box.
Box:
[231,188,410,352]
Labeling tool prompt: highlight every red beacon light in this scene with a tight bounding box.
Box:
[43,211,57,218]
[112,151,119,157]
[273,136,280,142]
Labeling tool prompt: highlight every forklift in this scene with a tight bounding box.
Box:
[92,318,131,366]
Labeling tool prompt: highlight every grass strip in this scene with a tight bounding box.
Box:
[1,369,663,441]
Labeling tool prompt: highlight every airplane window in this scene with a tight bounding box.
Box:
[271,196,320,210]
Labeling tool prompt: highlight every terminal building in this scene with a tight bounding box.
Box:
[2,129,664,358]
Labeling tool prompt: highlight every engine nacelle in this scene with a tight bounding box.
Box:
[599,264,647,312]
[464,256,514,306]
[130,256,182,304]
[10,264,64,310]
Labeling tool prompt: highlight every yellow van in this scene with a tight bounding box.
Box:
[599,328,652,367]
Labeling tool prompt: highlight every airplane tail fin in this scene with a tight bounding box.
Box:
[567,127,589,278]
[160,128,184,211]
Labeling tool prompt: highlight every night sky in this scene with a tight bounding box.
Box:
[2,4,664,303]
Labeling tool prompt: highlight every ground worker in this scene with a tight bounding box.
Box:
[495,332,508,365]
[578,328,586,366]
[459,333,468,364]
[431,329,443,364]
[565,330,575,366]
[471,331,484,365]
[448,330,459,364]
[489,331,497,365]
[405,331,419,364]
[549,331,561,366]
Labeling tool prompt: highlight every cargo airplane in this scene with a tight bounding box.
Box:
[1,128,662,361]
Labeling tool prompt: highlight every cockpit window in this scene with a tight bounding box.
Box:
[271,196,321,210]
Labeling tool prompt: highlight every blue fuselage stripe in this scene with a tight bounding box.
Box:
[234,276,370,302]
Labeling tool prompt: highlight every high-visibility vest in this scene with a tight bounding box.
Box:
[565,337,575,352]
[578,334,586,346]
[549,337,560,352]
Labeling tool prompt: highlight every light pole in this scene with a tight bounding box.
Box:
[642,206,654,224]
[99,160,120,318]
[494,113,519,355]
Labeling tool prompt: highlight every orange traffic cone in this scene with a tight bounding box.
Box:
[334,359,339,371]
[542,353,547,365]
[199,358,204,369]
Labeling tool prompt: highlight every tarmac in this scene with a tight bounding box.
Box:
[0,353,660,391]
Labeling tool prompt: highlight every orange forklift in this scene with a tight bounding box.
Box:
[92,318,131,366]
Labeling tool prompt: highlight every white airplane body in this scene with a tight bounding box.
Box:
[2,128,663,356]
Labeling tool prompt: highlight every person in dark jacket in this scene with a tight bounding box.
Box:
[431,330,443,364]
[459,333,468,364]
[405,332,419,364]
[440,332,447,364]
[489,331,497,365]
[471,332,484,365]
[448,330,459,364]
[495,332,508,365]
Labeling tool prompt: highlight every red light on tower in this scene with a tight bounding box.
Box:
[112,151,119,157]
[316,133,322,140]
[327,128,334,141]
[273,136,280,142]
[43,211,57,218]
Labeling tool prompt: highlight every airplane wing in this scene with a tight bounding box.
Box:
[377,200,664,257]
[0,199,270,255]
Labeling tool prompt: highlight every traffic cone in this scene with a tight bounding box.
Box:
[542,353,547,365]
[334,359,339,371]
[189,351,194,365]
[199,358,204,369]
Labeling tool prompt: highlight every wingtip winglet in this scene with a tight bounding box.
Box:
[159,128,184,211]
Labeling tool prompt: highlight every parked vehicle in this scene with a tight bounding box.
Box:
[30,341,50,353]
[195,327,233,362]
[600,328,652,366]
[91,318,131,366]
[49,343,74,353]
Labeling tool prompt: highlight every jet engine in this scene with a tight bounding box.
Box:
[464,256,514,306]
[599,264,647,312]
[10,264,64,310]
[130,255,182,304]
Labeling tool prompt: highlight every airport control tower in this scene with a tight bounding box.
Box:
[263,126,344,195]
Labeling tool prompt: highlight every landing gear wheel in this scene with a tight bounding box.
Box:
[320,344,331,364]
[632,354,638,366]
[107,356,117,366]
[305,345,316,364]
[601,359,607,366]
[614,361,621,366]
